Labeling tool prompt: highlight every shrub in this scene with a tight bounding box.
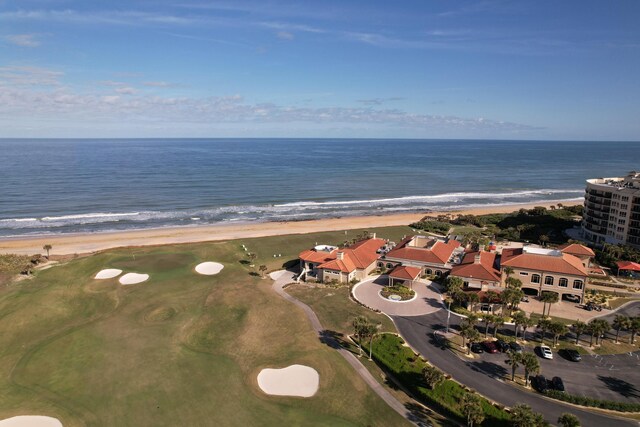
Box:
[545,390,640,412]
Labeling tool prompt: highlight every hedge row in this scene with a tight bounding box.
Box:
[546,390,640,412]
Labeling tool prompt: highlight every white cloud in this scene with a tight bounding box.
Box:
[276,31,294,40]
[142,81,174,87]
[4,34,41,47]
[115,86,138,95]
[0,65,63,86]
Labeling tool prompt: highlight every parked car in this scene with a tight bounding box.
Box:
[482,341,499,353]
[564,294,580,303]
[508,341,523,353]
[584,302,602,312]
[560,348,582,362]
[551,376,565,392]
[539,345,553,359]
[521,296,530,303]
[531,375,548,393]
[495,339,509,353]
[470,342,484,354]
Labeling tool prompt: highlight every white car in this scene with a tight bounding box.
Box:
[540,345,553,359]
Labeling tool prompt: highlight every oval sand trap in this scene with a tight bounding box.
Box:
[195,262,224,275]
[257,364,319,397]
[0,416,62,427]
[94,269,122,279]
[119,273,149,285]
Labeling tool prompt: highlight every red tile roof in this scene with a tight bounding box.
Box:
[617,261,640,272]
[559,243,595,257]
[451,251,501,282]
[385,238,460,265]
[300,238,386,274]
[501,248,587,277]
[389,265,422,280]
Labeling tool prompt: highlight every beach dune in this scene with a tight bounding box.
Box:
[0,200,580,256]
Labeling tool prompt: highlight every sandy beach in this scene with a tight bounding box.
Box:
[0,199,581,256]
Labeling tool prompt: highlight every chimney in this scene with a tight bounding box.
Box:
[474,253,481,264]
[337,251,344,260]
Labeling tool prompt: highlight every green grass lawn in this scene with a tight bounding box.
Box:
[0,229,412,426]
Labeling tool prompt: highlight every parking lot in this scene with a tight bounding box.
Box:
[469,343,640,403]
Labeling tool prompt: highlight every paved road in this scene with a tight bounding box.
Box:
[393,310,638,427]
[352,276,442,316]
[269,271,419,426]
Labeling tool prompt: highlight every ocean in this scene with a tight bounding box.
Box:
[0,139,638,237]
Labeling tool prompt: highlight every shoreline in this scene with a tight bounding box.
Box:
[0,199,581,255]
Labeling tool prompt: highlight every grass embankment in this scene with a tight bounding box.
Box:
[0,226,416,427]
[370,334,511,427]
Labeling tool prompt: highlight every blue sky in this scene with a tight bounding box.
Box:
[1,0,639,140]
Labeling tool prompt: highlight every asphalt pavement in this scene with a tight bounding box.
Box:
[393,310,639,427]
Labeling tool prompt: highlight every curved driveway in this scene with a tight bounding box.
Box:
[352,276,442,316]
[393,311,637,427]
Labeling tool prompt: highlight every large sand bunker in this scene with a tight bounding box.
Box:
[94,269,122,279]
[195,262,224,275]
[119,273,149,285]
[0,416,62,427]
[257,365,319,397]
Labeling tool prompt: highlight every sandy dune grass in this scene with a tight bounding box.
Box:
[0,230,411,426]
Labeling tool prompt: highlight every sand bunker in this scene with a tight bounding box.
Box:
[195,262,224,275]
[0,416,62,427]
[119,273,149,285]
[94,269,123,279]
[257,364,319,397]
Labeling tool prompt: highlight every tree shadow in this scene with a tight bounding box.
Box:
[281,259,298,269]
[319,329,351,351]
[248,272,260,277]
[468,360,508,379]
[239,260,250,265]
[422,297,443,309]
[405,402,441,426]
[597,375,640,398]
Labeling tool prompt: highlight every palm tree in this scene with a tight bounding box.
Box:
[613,315,631,344]
[558,413,581,427]
[460,393,485,427]
[352,316,368,356]
[466,328,481,355]
[507,350,522,382]
[247,252,257,267]
[365,322,380,360]
[572,320,587,345]
[467,292,480,312]
[258,265,268,278]
[630,317,640,344]
[521,316,536,342]
[594,319,610,346]
[549,321,568,347]
[460,324,472,350]
[537,317,552,344]
[493,315,506,337]
[503,266,514,279]
[482,314,496,338]
[485,290,499,306]
[43,244,52,259]
[539,234,550,247]
[512,311,528,340]
[540,292,559,317]
[446,276,464,294]
[510,404,538,427]
[521,352,540,387]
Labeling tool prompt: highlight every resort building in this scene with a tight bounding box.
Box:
[298,236,386,283]
[449,251,501,290]
[387,265,422,288]
[500,246,588,302]
[582,171,640,249]
[379,235,464,277]
[558,243,595,269]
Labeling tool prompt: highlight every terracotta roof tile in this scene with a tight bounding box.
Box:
[501,248,587,277]
[559,243,595,257]
[389,265,422,280]
[301,238,385,274]
[451,251,501,282]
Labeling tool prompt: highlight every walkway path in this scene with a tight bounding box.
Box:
[268,270,417,425]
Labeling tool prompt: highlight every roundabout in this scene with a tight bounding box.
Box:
[351,275,443,316]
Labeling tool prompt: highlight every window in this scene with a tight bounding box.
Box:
[386,263,393,269]
[519,272,529,276]
[435,270,442,277]
[378,262,384,268]
[544,276,554,286]
[558,278,568,287]
[531,274,541,284]
[463,281,469,288]
[573,280,584,290]
[426,269,432,275]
